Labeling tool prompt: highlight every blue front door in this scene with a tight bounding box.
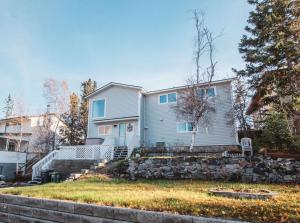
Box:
[119,123,127,146]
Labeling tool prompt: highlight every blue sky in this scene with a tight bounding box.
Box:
[0,0,252,116]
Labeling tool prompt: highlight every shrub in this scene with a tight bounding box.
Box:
[260,113,295,150]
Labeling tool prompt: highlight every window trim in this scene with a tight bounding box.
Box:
[98,125,112,136]
[158,92,177,104]
[176,122,198,133]
[91,98,106,119]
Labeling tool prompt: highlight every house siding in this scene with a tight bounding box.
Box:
[144,82,237,147]
[87,86,140,139]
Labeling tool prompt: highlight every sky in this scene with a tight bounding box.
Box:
[0,0,252,117]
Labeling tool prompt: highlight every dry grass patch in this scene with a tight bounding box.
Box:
[1,176,299,223]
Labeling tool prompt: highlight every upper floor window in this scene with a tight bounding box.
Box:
[159,93,177,104]
[196,87,216,98]
[92,99,105,118]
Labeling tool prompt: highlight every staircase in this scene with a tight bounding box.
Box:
[113,146,128,160]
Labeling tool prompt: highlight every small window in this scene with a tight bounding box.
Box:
[168,93,177,103]
[99,125,112,136]
[159,92,177,104]
[206,88,215,97]
[177,123,187,132]
[177,122,195,133]
[196,89,206,98]
[159,95,167,104]
[93,99,105,118]
[197,87,215,98]
[0,166,3,174]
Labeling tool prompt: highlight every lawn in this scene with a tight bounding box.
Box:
[1,176,300,223]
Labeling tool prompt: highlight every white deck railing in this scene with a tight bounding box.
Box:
[32,138,115,180]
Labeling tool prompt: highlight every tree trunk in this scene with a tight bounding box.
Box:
[190,131,196,152]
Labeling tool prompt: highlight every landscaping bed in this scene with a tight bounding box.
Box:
[209,187,277,200]
[1,176,299,222]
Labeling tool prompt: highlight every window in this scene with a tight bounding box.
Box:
[0,166,3,175]
[92,99,105,118]
[159,95,167,104]
[177,122,196,133]
[159,92,177,104]
[168,93,177,103]
[196,87,215,98]
[206,88,215,97]
[99,125,112,135]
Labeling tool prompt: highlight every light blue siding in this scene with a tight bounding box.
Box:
[87,86,140,138]
[87,82,237,147]
[144,82,237,146]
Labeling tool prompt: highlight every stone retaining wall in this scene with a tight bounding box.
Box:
[0,194,248,223]
[134,145,239,157]
[127,156,300,183]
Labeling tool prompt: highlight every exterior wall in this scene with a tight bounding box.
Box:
[0,163,19,180]
[87,86,141,139]
[144,82,237,147]
[0,151,26,180]
[0,151,26,163]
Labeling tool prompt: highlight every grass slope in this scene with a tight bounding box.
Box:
[1,176,300,223]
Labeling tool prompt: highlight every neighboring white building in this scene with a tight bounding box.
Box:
[0,113,64,180]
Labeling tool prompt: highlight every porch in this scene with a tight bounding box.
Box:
[0,135,29,153]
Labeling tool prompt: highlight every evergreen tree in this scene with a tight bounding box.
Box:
[79,79,97,143]
[235,0,300,116]
[60,93,84,145]
[2,94,14,118]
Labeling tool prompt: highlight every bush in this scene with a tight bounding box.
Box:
[260,113,295,150]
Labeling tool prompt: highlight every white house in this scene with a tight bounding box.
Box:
[85,79,238,150]
[0,113,64,180]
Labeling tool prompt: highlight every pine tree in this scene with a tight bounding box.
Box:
[3,94,14,118]
[60,93,84,145]
[79,79,97,143]
[235,0,300,116]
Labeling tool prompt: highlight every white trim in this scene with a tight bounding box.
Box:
[91,98,106,119]
[158,92,177,104]
[93,116,139,123]
[146,78,235,95]
[86,82,144,99]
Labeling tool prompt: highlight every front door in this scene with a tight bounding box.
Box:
[119,123,127,146]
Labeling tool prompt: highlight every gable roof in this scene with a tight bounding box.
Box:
[145,78,236,95]
[86,82,145,99]
[86,78,235,99]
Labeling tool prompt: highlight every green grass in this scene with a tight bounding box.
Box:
[1,176,300,222]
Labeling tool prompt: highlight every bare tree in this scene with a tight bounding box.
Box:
[37,78,69,151]
[43,78,69,114]
[172,10,218,151]
[226,77,251,137]
[2,94,14,118]
[32,113,56,154]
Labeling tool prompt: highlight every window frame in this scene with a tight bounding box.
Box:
[176,122,198,133]
[196,86,217,98]
[158,92,177,104]
[91,98,106,119]
[98,125,112,136]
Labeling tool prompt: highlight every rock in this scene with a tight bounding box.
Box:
[283,175,293,182]
[123,155,300,184]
